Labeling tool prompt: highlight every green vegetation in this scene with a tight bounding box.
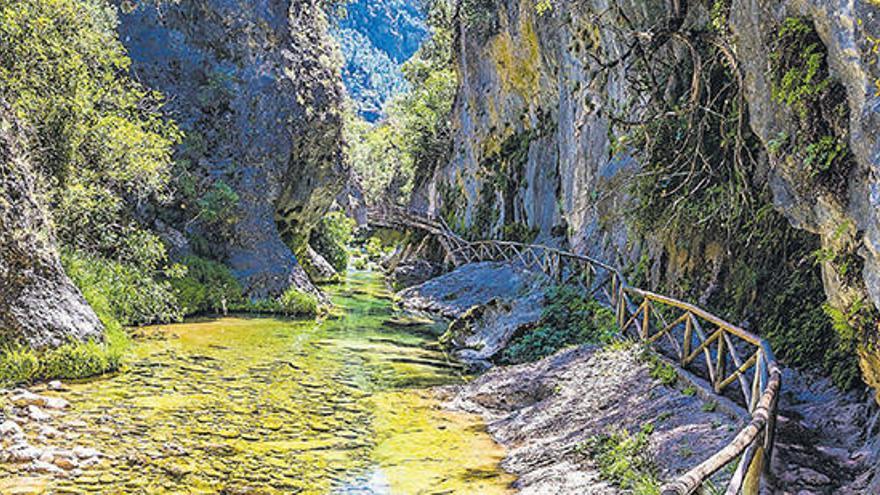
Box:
[344,0,456,206]
[310,211,356,273]
[461,0,498,39]
[0,326,129,387]
[502,285,617,364]
[276,288,320,316]
[769,17,854,194]
[0,0,191,338]
[647,356,678,387]
[63,250,181,327]
[0,0,179,255]
[171,256,244,315]
[580,424,661,495]
[617,13,862,390]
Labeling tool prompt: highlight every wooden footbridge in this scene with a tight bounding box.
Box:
[367,204,781,495]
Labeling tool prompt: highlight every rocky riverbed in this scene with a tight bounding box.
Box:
[0,386,105,492]
[0,271,514,494]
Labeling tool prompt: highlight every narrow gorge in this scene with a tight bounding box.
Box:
[1,0,879,494]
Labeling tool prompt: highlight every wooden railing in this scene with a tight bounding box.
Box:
[366,207,781,495]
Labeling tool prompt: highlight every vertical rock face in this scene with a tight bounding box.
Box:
[116,0,348,298]
[0,104,104,348]
[729,0,880,394]
[424,0,880,390]
[422,0,666,259]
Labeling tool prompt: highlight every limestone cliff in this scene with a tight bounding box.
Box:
[421,0,880,393]
[0,103,103,348]
[117,0,348,298]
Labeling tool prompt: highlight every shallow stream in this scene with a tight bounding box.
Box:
[6,271,513,494]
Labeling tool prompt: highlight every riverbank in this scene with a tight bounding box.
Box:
[399,260,880,494]
[399,261,743,493]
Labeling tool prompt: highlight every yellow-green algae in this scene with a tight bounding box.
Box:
[2,271,513,494]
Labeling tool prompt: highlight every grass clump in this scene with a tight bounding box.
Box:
[0,325,130,388]
[647,356,678,387]
[171,255,243,315]
[277,288,320,316]
[580,423,661,495]
[232,287,322,317]
[62,250,181,326]
[501,285,617,364]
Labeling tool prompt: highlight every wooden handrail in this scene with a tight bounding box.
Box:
[365,205,781,494]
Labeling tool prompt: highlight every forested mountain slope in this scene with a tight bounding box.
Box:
[332,0,428,121]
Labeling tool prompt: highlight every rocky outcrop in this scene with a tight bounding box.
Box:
[117,0,348,298]
[0,104,103,348]
[400,262,545,369]
[422,0,880,395]
[729,0,880,395]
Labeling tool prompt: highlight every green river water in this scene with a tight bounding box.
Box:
[4,271,513,494]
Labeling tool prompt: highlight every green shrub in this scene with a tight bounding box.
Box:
[63,250,181,326]
[502,285,617,364]
[365,236,387,261]
[0,0,179,258]
[310,211,355,273]
[0,325,130,388]
[171,256,243,315]
[581,424,661,495]
[0,347,41,387]
[648,357,678,387]
[277,288,319,316]
[231,288,322,317]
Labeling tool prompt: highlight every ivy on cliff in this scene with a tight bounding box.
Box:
[769,17,855,196]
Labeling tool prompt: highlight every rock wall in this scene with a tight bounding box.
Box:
[730,0,880,393]
[117,0,348,298]
[419,0,662,259]
[0,103,103,348]
[422,0,880,391]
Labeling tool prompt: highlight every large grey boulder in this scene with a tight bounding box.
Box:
[0,104,103,348]
[117,0,348,298]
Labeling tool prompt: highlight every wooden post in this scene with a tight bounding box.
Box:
[743,443,765,495]
[682,313,692,366]
[714,336,727,393]
[642,301,650,340]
